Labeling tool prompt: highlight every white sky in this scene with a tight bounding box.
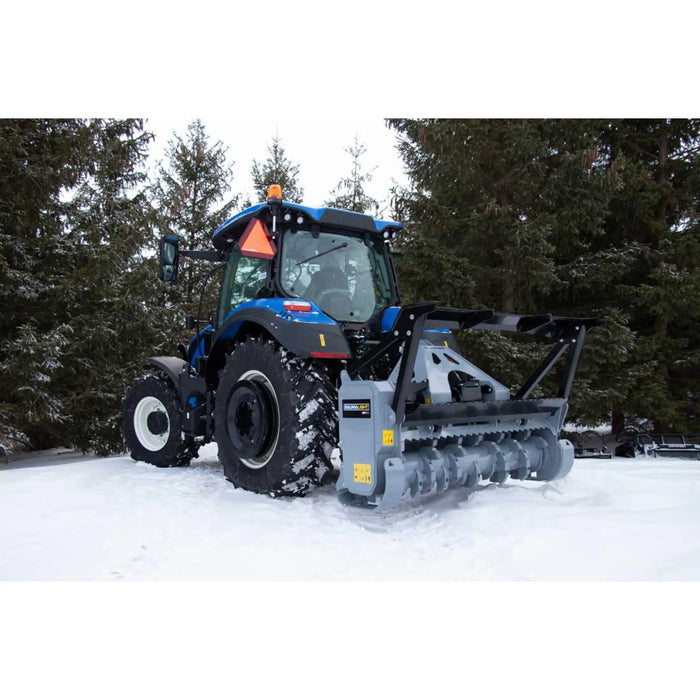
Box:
[6,4,695,223]
[144,117,408,214]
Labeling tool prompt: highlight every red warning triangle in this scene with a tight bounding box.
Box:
[238,218,277,260]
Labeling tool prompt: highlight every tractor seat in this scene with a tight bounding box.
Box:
[304,266,348,300]
[303,267,351,317]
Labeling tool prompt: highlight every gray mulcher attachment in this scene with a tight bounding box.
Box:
[336,303,603,510]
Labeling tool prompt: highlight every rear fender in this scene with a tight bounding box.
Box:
[145,356,208,412]
[145,356,189,388]
[205,300,351,385]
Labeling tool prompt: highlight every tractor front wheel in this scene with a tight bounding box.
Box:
[214,337,337,497]
[123,375,199,467]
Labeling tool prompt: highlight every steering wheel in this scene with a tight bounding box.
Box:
[315,289,352,319]
[315,288,349,307]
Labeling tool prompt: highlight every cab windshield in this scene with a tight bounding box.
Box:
[279,230,393,322]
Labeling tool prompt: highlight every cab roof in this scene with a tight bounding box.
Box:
[211,201,402,251]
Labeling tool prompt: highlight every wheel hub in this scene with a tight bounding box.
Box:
[147,410,168,435]
[133,396,170,452]
[227,379,276,463]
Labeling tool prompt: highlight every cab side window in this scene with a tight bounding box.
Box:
[218,249,269,323]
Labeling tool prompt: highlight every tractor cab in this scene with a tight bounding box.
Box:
[277,228,394,323]
[210,185,402,335]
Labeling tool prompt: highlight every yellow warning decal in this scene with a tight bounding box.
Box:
[444,340,449,347]
[319,333,326,347]
[353,463,372,484]
[382,430,394,446]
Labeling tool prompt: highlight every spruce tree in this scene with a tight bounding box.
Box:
[544,120,700,432]
[57,119,172,453]
[0,119,98,451]
[388,118,700,432]
[594,120,700,432]
[151,120,237,310]
[250,134,304,203]
[0,118,177,455]
[325,135,379,214]
[388,119,623,423]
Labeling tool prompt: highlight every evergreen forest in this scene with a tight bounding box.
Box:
[0,118,698,456]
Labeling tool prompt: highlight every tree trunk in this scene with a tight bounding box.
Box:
[611,409,625,436]
[653,122,669,250]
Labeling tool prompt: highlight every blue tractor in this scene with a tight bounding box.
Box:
[123,185,602,509]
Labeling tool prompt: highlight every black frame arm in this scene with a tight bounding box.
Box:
[425,306,604,338]
[349,303,603,426]
[347,302,437,384]
[514,323,587,400]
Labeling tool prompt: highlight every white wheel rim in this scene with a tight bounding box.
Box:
[237,369,280,469]
[133,396,170,452]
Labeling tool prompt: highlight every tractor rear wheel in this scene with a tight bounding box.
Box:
[214,337,337,497]
[123,374,199,467]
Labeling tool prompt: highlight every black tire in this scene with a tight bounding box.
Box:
[214,337,337,497]
[123,374,199,467]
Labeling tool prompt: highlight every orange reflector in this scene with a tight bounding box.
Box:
[267,184,282,201]
[238,218,277,260]
[283,300,312,312]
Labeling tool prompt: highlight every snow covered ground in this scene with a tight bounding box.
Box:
[1,444,699,581]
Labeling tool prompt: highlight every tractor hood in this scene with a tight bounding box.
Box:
[211,201,402,251]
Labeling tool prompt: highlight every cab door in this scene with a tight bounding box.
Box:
[218,248,270,324]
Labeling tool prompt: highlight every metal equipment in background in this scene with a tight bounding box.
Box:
[563,429,700,461]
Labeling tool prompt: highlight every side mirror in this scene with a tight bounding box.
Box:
[159,236,179,283]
